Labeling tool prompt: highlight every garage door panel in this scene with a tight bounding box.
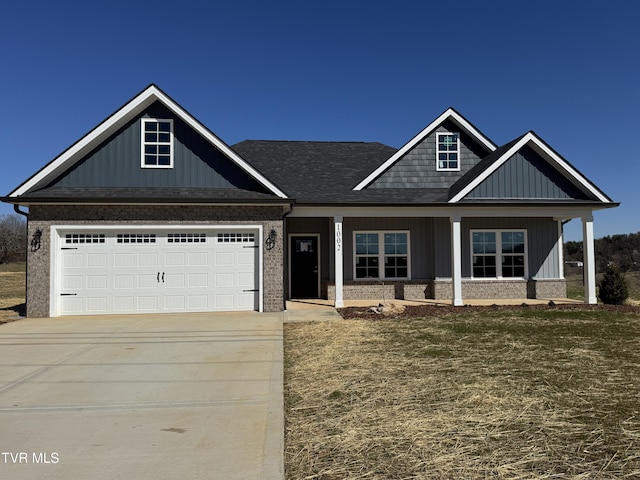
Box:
[87,253,107,267]
[58,229,259,315]
[62,253,85,268]
[114,275,134,289]
[86,275,107,289]
[188,295,208,309]
[237,251,255,265]
[237,272,254,287]
[165,295,186,310]
[114,296,135,311]
[189,252,208,266]
[63,275,83,290]
[86,297,108,312]
[215,272,235,287]
[137,274,159,289]
[215,252,234,266]
[138,253,159,268]
[61,296,83,314]
[188,273,208,288]
[137,296,158,310]
[114,253,135,268]
[214,294,234,309]
[164,273,185,288]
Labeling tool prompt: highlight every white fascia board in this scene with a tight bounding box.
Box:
[449,132,611,204]
[353,108,497,191]
[10,86,288,199]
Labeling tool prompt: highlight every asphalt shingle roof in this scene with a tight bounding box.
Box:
[233,140,455,204]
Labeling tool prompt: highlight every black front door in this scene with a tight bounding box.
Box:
[290,235,319,298]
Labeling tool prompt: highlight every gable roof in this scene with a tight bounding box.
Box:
[352,108,497,191]
[448,131,614,203]
[8,84,288,200]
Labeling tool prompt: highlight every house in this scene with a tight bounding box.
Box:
[2,85,617,317]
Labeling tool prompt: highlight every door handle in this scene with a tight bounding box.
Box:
[162,272,165,283]
[157,272,160,283]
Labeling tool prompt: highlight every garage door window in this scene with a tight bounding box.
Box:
[217,233,255,243]
[65,234,105,244]
[117,233,156,244]
[168,233,207,243]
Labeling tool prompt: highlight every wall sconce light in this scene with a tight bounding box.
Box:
[31,228,42,252]
[265,229,277,250]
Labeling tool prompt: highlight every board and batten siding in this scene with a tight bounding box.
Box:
[48,102,265,191]
[369,120,490,189]
[466,146,591,200]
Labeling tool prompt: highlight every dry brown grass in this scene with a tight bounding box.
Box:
[0,262,25,322]
[284,310,640,479]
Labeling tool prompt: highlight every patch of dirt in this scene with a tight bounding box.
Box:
[339,302,640,320]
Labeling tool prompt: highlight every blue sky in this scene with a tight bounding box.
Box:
[1,0,638,241]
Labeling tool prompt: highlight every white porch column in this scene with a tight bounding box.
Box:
[451,216,463,306]
[334,216,344,308]
[582,215,597,304]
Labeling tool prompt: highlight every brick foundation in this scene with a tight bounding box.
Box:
[326,278,567,303]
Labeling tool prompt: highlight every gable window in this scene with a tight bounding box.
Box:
[354,231,409,280]
[471,230,526,278]
[141,118,173,168]
[436,132,460,171]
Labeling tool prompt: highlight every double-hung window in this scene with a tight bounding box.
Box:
[354,231,410,280]
[471,230,526,278]
[141,118,173,168]
[436,132,460,171]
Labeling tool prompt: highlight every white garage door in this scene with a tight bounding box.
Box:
[56,229,259,315]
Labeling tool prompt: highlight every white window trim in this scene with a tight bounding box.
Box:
[470,229,528,279]
[141,118,174,169]
[436,132,461,172]
[353,230,411,280]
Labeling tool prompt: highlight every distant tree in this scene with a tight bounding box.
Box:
[0,214,27,263]
[598,263,629,305]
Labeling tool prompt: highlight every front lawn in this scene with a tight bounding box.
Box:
[0,262,25,322]
[284,307,640,478]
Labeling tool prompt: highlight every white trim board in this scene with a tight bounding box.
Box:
[10,85,288,199]
[353,108,497,191]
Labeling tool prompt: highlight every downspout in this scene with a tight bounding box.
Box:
[282,203,294,311]
[13,204,29,318]
[14,204,29,218]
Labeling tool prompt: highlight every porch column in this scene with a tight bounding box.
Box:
[334,216,344,308]
[582,215,597,304]
[451,215,463,306]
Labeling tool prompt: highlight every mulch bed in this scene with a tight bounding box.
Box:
[339,302,640,320]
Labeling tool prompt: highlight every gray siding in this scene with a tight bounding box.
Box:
[47,102,266,192]
[370,120,490,189]
[467,146,591,200]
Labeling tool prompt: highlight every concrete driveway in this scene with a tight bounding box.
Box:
[0,312,284,479]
